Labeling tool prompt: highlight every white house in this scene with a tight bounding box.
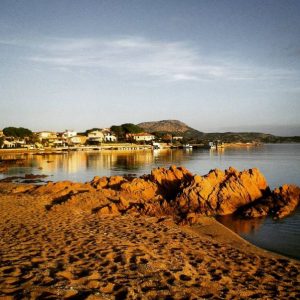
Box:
[126,133,155,142]
[173,136,183,141]
[62,130,77,139]
[2,140,14,148]
[37,131,58,141]
[104,133,117,142]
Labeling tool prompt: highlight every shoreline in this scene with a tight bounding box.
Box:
[191,216,299,262]
[0,180,299,298]
[0,144,153,155]
[1,142,300,156]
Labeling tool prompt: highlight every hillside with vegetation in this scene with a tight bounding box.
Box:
[110,123,144,141]
[138,120,300,143]
[138,120,204,142]
[138,120,193,133]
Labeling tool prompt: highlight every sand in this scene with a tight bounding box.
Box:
[0,183,300,299]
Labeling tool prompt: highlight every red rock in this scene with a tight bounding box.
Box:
[90,176,109,189]
[97,203,120,215]
[120,178,159,202]
[273,184,300,219]
[14,166,297,222]
[12,184,36,194]
[242,184,300,219]
[107,176,127,189]
[176,168,269,217]
[90,176,126,190]
[34,181,75,194]
[150,165,193,199]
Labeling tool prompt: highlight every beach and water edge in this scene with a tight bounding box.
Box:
[1,162,300,299]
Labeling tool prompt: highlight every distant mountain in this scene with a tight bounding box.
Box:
[137,120,300,143]
[138,120,192,133]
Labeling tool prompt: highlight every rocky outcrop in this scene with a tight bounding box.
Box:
[33,181,93,196]
[274,185,300,218]
[242,184,300,219]
[90,175,127,190]
[9,166,299,223]
[175,167,269,216]
[149,165,193,199]
[120,178,160,202]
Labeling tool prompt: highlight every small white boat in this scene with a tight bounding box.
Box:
[152,142,161,150]
[182,144,193,149]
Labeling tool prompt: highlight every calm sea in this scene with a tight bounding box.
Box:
[1,144,300,259]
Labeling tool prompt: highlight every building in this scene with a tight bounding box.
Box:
[52,140,67,148]
[173,136,183,141]
[0,130,3,137]
[69,135,87,145]
[62,130,77,139]
[100,128,117,142]
[126,133,156,142]
[87,130,105,144]
[2,140,14,148]
[37,131,58,141]
[104,133,117,142]
[37,131,59,146]
[1,138,26,148]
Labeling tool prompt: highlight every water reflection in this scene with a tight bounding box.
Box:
[0,150,193,181]
[1,144,300,188]
[86,151,154,171]
[217,214,264,235]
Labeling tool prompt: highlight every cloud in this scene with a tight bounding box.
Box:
[28,37,222,82]
[1,36,298,82]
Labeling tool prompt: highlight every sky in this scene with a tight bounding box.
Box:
[0,0,299,135]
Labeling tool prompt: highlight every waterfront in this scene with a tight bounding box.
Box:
[1,144,299,188]
[1,144,300,259]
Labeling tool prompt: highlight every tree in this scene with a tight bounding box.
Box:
[111,123,143,141]
[84,128,102,135]
[162,134,172,142]
[27,133,39,144]
[3,127,33,138]
[110,125,124,140]
[121,123,143,134]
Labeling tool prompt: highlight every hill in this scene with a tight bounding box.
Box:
[138,120,204,141]
[137,120,300,143]
[138,120,193,133]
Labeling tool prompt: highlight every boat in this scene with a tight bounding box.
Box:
[152,142,161,150]
[182,144,193,149]
[209,141,224,149]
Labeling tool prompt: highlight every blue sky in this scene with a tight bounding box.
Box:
[0,0,299,135]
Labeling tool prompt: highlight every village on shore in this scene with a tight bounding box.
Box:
[0,124,257,152]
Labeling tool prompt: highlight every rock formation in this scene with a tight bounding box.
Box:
[175,167,269,217]
[10,166,300,223]
[242,184,300,219]
[148,165,193,199]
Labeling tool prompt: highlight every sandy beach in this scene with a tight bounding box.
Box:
[0,180,299,300]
